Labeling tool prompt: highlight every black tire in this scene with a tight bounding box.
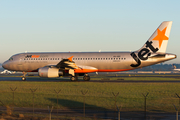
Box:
[22,77,26,81]
[83,76,90,81]
[70,76,78,81]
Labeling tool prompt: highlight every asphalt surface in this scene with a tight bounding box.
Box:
[0,73,180,82]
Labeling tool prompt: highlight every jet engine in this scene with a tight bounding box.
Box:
[38,67,63,78]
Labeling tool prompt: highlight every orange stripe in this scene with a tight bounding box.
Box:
[98,69,132,72]
[74,69,132,73]
[74,69,98,73]
[30,69,132,73]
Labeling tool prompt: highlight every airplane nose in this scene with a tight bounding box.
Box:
[2,61,8,69]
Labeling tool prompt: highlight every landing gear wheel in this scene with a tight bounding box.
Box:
[70,76,78,81]
[83,76,90,81]
[22,72,27,81]
[22,77,26,81]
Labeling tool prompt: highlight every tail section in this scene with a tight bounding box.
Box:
[130,21,175,68]
[172,64,176,69]
[137,21,172,53]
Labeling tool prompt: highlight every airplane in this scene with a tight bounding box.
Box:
[2,21,176,81]
[172,64,180,72]
[0,70,12,74]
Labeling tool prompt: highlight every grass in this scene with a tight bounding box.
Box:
[0,74,180,112]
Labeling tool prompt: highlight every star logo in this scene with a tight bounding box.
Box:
[153,27,169,48]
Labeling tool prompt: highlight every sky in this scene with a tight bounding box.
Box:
[0,0,180,64]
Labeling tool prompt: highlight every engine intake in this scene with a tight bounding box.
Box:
[38,67,63,78]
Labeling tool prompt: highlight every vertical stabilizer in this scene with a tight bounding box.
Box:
[137,21,172,53]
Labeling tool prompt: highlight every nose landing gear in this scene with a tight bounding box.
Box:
[22,77,26,81]
[22,72,27,81]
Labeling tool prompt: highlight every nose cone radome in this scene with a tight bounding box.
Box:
[2,61,8,69]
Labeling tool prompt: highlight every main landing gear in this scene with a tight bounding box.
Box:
[70,76,78,81]
[69,69,90,81]
[83,74,90,81]
[70,74,90,81]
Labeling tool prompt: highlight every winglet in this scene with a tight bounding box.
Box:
[68,56,74,62]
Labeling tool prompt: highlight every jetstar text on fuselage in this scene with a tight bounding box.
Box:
[130,41,159,67]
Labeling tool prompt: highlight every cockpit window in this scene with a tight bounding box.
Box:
[9,57,13,61]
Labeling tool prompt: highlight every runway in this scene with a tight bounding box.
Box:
[1,73,180,83]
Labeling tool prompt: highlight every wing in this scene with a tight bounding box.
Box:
[45,56,98,76]
[56,56,98,72]
[55,56,79,70]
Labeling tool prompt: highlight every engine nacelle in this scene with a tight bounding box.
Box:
[38,67,63,78]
